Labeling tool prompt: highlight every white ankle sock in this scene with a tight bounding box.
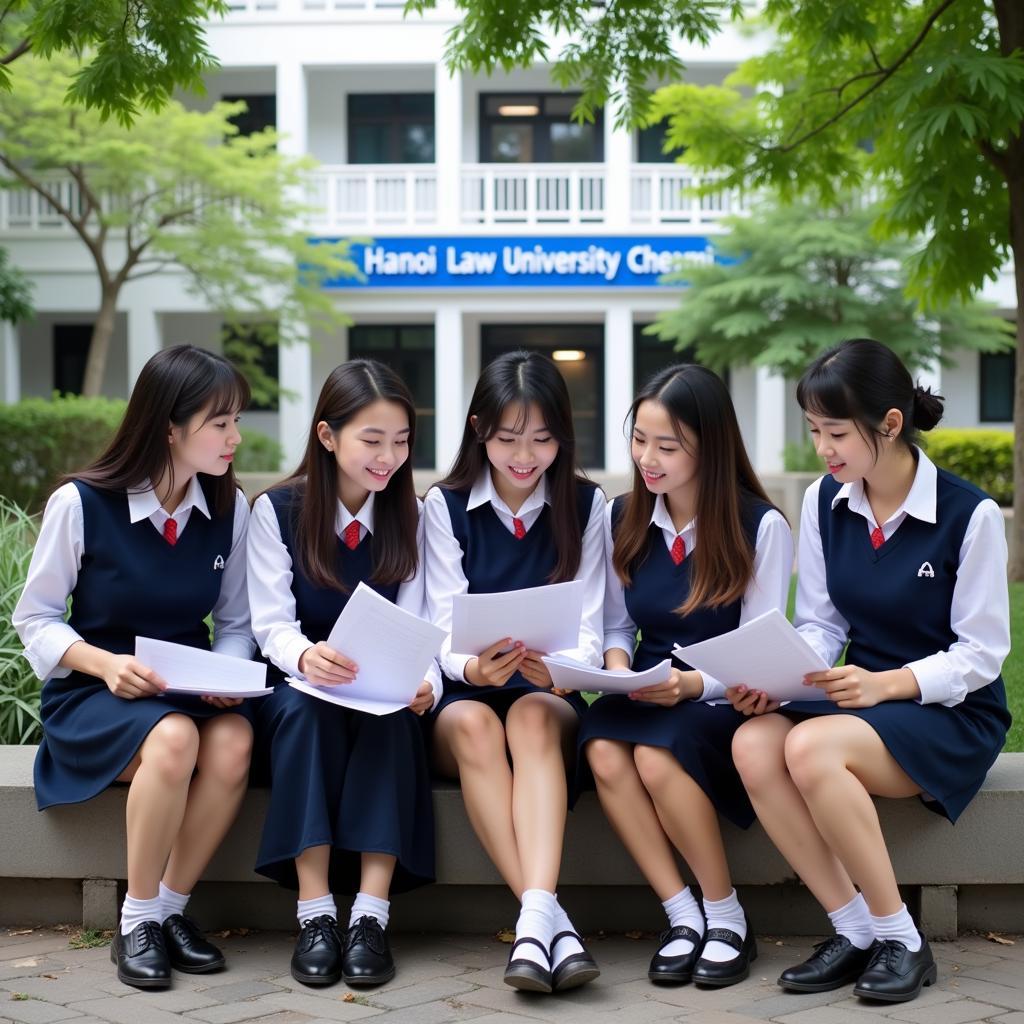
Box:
[349,892,390,931]
[701,889,747,963]
[660,887,704,956]
[120,894,162,936]
[871,905,921,952]
[158,881,189,923]
[550,897,584,967]
[297,894,337,927]
[515,889,555,970]
[828,893,874,950]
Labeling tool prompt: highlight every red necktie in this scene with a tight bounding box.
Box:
[870,527,884,550]
[163,518,177,546]
[513,517,526,540]
[670,535,685,565]
[344,520,361,550]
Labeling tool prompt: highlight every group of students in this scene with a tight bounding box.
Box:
[13,338,1011,1006]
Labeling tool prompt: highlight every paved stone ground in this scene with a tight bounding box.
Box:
[1,926,1023,1024]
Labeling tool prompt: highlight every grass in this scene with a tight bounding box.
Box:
[1005,583,1023,753]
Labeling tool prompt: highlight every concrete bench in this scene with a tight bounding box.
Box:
[1,745,1022,940]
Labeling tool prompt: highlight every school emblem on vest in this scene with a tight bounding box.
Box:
[917,561,935,578]
[213,555,226,570]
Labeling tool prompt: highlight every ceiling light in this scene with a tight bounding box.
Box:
[552,349,586,362]
[497,104,540,117]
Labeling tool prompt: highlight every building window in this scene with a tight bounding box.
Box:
[347,94,435,164]
[480,325,604,467]
[633,327,729,392]
[53,324,93,394]
[979,350,1015,422]
[224,323,279,412]
[348,325,436,467]
[479,94,603,163]
[222,94,277,137]
[636,123,679,163]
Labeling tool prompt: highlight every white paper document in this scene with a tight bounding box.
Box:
[671,608,831,702]
[287,582,445,716]
[450,580,584,657]
[135,637,270,698]
[541,654,672,694]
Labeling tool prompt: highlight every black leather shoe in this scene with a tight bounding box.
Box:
[343,915,395,987]
[550,930,600,991]
[648,925,703,985]
[162,915,225,974]
[778,936,876,992]
[503,936,552,993]
[110,920,172,989]
[291,915,342,986]
[692,924,758,987]
[853,934,937,1003]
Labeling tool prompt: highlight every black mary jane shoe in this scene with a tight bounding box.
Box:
[647,925,703,985]
[110,920,172,989]
[503,936,552,993]
[778,935,875,993]
[291,914,343,986]
[343,915,395,987]
[550,930,600,991]
[162,914,225,974]
[692,924,758,988]
[852,934,937,1003]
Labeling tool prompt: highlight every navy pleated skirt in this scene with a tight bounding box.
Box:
[434,676,588,722]
[34,673,256,810]
[576,695,755,828]
[252,683,435,893]
[780,679,1011,823]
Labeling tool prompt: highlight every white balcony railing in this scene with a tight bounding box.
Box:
[306,166,438,230]
[631,167,742,225]
[460,164,605,226]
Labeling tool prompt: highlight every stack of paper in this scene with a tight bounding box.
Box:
[671,608,830,702]
[287,582,446,716]
[135,637,270,698]
[541,654,671,694]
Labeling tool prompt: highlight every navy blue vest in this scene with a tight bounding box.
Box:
[266,485,401,682]
[817,469,1004,682]
[612,494,772,673]
[68,478,234,655]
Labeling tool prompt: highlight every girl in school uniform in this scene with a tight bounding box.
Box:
[13,345,256,990]
[579,363,792,988]
[729,338,1011,1004]
[424,350,605,994]
[247,359,437,989]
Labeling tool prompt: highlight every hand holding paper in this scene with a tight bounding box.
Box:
[134,637,270,698]
[541,654,672,695]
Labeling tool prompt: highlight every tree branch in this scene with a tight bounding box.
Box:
[977,136,1011,176]
[775,0,960,153]
[0,36,31,66]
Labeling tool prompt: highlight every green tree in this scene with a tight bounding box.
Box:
[0,249,32,325]
[0,54,355,398]
[649,196,1013,375]
[422,0,1024,576]
[0,1,227,125]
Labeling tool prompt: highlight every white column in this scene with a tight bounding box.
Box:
[604,99,633,231]
[279,325,312,471]
[1,321,20,403]
[435,305,465,472]
[604,304,634,473]
[276,60,308,158]
[755,365,787,474]
[126,306,161,389]
[435,64,463,226]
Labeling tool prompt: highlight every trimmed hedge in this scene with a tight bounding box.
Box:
[924,428,1013,506]
[0,396,283,511]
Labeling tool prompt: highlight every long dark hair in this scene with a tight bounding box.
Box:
[436,349,589,583]
[268,359,419,591]
[796,338,944,452]
[66,344,249,517]
[613,363,779,615]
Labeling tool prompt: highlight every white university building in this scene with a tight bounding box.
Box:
[0,1,1016,476]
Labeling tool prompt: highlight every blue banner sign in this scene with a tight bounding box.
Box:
[318,235,719,289]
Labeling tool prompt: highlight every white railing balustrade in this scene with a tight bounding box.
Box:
[460,165,605,226]
[630,166,744,225]
[306,166,438,230]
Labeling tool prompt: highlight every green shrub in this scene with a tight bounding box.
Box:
[783,440,822,472]
[924,428,1013,505]
[0,396,281,510]
[0,497,42,744]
